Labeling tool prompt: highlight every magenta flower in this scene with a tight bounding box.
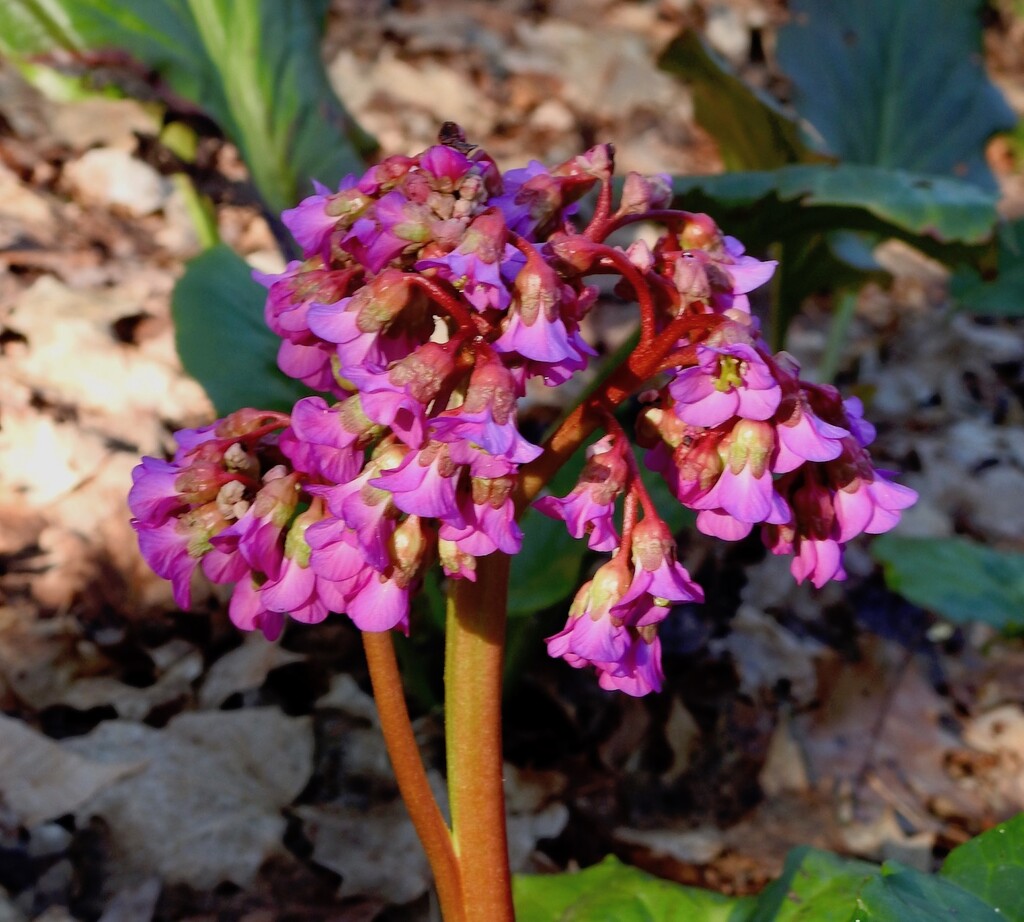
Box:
[130,132,919,707]
[438,478,522,556]
[690,420,790,537]
[546,558,633,666]
[616,517,704,608]
[535,436,627,552]
[833,467,918,542]
[718,235,778,295]
[416,210,523,311]
[128,456,185,525]
[373,441,463,523]
[418,144,474,188]
[669,342,781,427]
[772,389,849,473]
[229,577,286,642]
[341,190,424,273]
[283,396,375,482]
[135,518,200,609]
[306,516,368,583]
[597,632,664,697]
[762,471,844,587]
[281,180,339,258]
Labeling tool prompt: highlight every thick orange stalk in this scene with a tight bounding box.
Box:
[444,551,515,921]
[362,632,466,922]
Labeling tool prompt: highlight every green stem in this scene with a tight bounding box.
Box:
[362,632,465,922]
[445,552,514,921]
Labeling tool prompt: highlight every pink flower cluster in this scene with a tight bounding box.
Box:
[131,129,915,696]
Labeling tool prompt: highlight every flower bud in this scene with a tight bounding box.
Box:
[679,212,723,253]
[388,341,456,405]
[619,171,672,215]
[352,269,413,333]
[390,515,434,587]
[439,537,477,580]
[548,234,600,272]
[725,419,775,477]
[568,556,632,624]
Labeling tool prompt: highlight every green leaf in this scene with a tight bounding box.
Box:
[658,30,815,171]
[508,507,589,618]
[514,855,753,922]
[516,825,1024,922]
[0,0,373,215]
[672,165,998,250]
[172,244,310,415]
[872,535,1024,632]
[854,861,1002,921]
[777,0,1016,191]
[747,847,880,921]
[941,813,1024,920]
[952,219,1024,317]
[749,848,1001,921]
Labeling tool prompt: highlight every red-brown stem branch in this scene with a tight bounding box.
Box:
[362,632,465,922]
[601,410,659,521]
[407,274,489,335]
[516,309,720,511]
[600,208,698,239]
[584,178,614,239]
[591,244,658,344]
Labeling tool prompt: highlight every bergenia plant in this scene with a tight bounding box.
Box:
[129,124,916,920]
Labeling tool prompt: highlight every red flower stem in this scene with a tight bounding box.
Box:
[362,632,466,922]
[601,410,659,521]
[590,244,658,344]
[655,342,701,374]
[584,177,614,239]
[445,551,514,922]
[516,309,718,510]
[407,274,489,335]
[619,486,639,550]
[600,208,698,239]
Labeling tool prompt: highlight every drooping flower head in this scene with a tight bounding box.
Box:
[132,126,914,695]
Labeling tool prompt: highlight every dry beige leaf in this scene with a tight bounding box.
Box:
[61,709,314,890]
[614,826,725,866]
[199,636,304,709]
[63,148,172,217]
[0,714,142,827]
[0,888,26,922]
[759,710,810,798]
[52,649,203,721]
[96,877,161,922]
[315,673,380,724]
[295,798,434,905]
[710,604,825,704]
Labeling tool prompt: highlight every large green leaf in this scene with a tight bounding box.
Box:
[172,244,310,415]
[0,0,373,215]
[508,507,589,618]
[872,535,1024,632]
[777,0,1015,192]
[518,820,1024,922]
[747,848,880,921]
[854,862,1002,921]
[658,30,815,171]
[514,855,753,922]
[941,813,1024,920]
[952,218,1024,317]
[673,165,998,250]
[751,848,1001,922]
